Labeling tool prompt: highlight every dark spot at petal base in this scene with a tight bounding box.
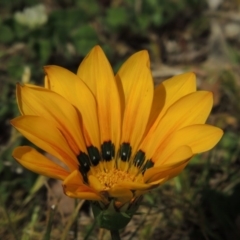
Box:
[101,141,115,161]
[120,142,132,161]
[142,159,154,173]
[77,152,91,182]
[87,146,101,166]
[133,150,145,167]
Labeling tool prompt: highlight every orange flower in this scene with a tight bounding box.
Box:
[11,46,223,209]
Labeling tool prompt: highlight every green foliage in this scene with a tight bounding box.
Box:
[92,201,134,230]
[71,25,98,55]
[0,24,14,43]
[105,7,129,31]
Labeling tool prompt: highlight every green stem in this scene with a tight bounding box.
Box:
[110,230,121,240]
[83,220,97,240]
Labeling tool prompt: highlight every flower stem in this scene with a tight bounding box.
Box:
[110,230,121,240]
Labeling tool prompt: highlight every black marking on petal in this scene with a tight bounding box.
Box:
[87,146,101,166]
[133,150,145,167]
[120,142,132,161]
[142,159,154,173]
[77,153,91,182]
[101,141,115,161]
[77,152,91,172]
[79,166,88,183]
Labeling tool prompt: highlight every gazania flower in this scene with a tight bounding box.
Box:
[11,46,222,229]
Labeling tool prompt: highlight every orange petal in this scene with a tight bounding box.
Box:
[88,175,105,192]
[116,51,154,154]
[141,91,213,161]
[44,66,100,148]
[155,145,192,167]
[63,170,102,201]
[77,46,121,159]
[107,186,133,204]
[154,124,223,163]
[13,146,69,180]
[144,145,192,182]
[147,72,196,130]
[115,181,154,191]
[44,75,50,89]
[146,161,189,183]
[11,116,78,171]
[16,84,86,154]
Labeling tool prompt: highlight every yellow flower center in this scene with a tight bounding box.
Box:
[95,168,138,190]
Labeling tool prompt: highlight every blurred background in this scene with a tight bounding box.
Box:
[0,0,240,239]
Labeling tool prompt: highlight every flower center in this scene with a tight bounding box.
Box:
[95,168,137,190]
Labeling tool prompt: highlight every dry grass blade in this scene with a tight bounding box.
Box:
[23,176,47,206]
[42,205,57,240]
[60,200,85,240]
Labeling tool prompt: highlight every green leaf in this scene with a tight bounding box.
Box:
[14,22,30,40]
[7,55,24,79]
[71,25,98,55]
[135,15,151,32]
[38,39,52,64]
[105,7,129,30]
[77,0,100,17]
[0,24,14,43]
[91,201,134,230]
